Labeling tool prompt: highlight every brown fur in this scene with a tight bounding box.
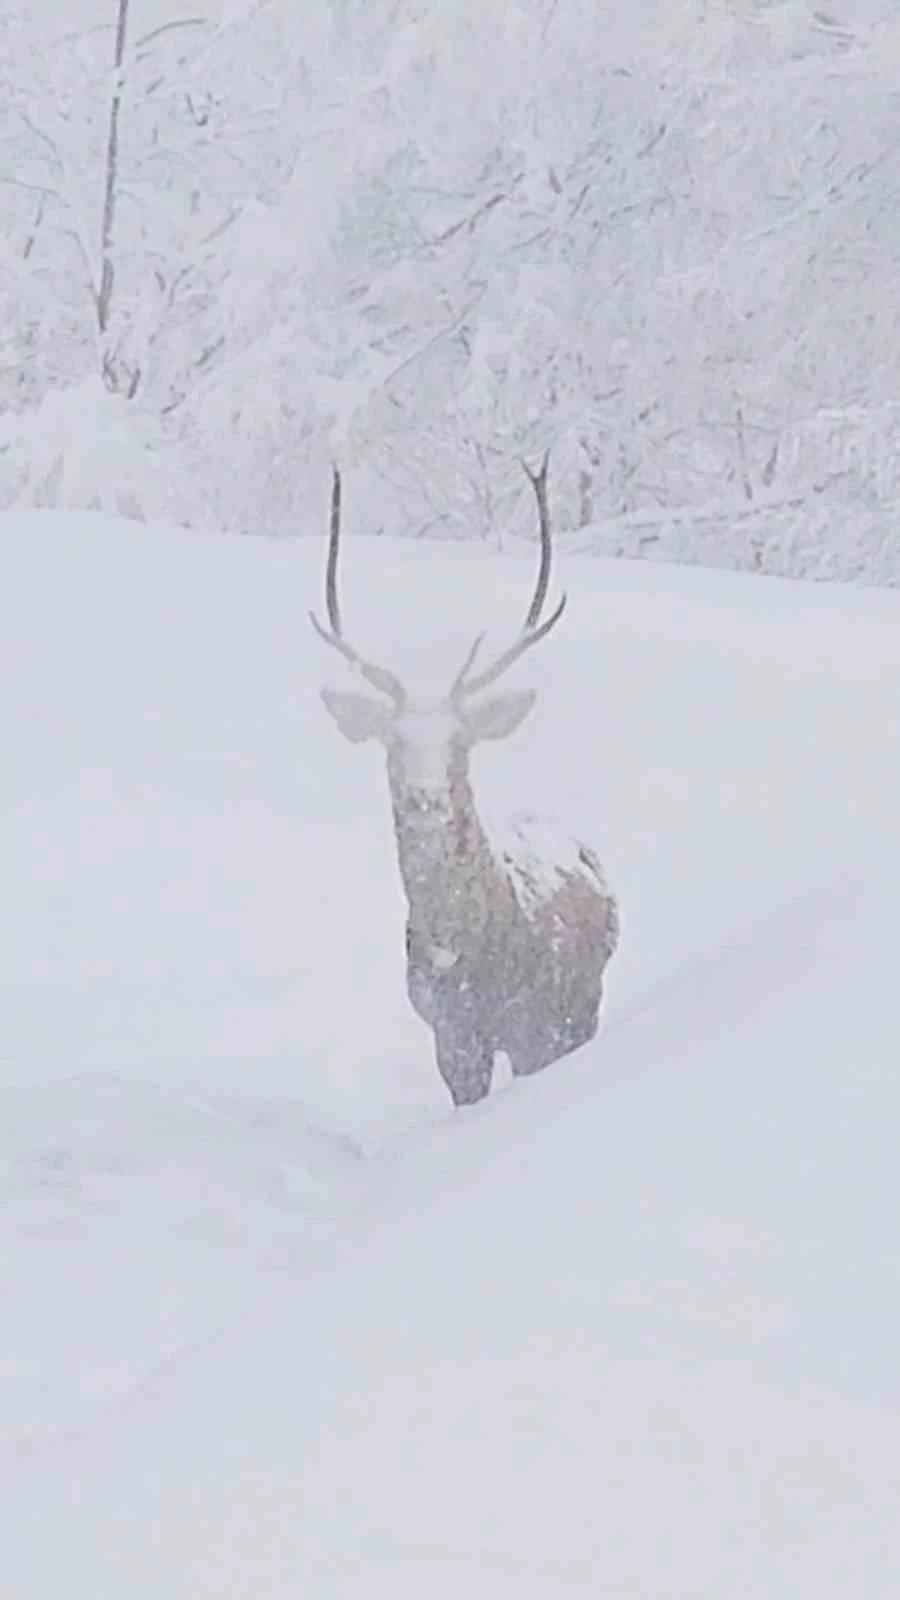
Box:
[389,746,619,1106]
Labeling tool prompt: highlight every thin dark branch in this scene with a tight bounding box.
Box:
[23,197,45,259]
[135,17,211,49]
[97,0,130,335]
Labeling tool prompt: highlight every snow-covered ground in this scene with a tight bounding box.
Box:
[3,506,900,1594]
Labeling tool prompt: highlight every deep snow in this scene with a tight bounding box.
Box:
[3,506,900,1594]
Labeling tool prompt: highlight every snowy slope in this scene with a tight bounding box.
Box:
[3,507,900,1594]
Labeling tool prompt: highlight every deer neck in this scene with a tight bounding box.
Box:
[389,769,495,949]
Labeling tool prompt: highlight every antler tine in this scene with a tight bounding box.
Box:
[451,451,566,701]
[309,466,407,706]
[451,594,567,700]
[324,461,343,635]
[522,450,552,630]
[448,631,485,699]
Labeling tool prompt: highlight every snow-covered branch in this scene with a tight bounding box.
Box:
[2,0,899,582]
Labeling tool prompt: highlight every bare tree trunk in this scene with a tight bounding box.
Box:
[578,436,598,528]
[97,0,129,337]
[734,402,754,503]
[578,465,593,527]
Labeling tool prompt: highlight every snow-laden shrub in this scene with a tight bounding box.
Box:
[0,375,190,522]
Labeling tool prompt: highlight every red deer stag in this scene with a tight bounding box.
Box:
[311,457,619,1107]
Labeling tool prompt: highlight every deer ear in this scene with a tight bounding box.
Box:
[320,688,394,744]
[462,689,537,744]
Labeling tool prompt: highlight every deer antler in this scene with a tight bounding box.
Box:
[451,452,567,702]
[309,467,407,706]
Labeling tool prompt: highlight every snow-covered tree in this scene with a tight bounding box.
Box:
[2,0,900,581]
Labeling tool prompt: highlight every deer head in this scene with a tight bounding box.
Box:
[310,455,566,805]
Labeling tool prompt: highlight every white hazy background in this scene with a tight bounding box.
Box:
[4,3,900,1596]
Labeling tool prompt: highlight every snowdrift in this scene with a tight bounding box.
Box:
[3,507,900,1595]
